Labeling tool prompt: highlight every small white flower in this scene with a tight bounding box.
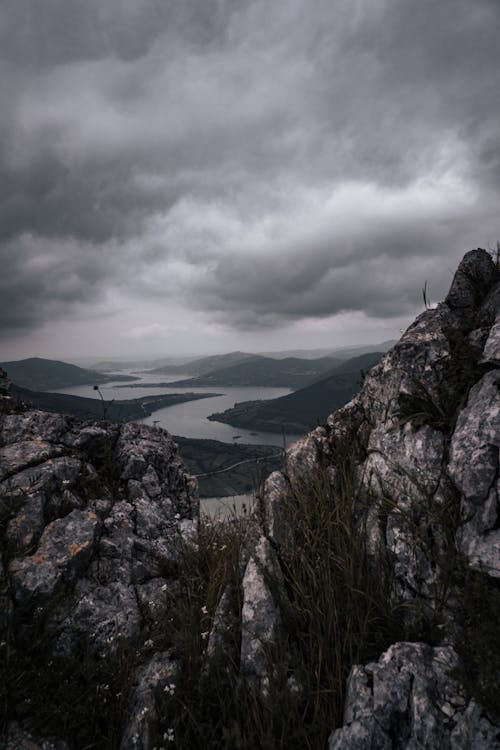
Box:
[163,683,176,695]
[161,584,168,592]
[201,631,209,640]
[144,639,154,648]
[201,605,208,615]
[163,728,174,742]
[174,513,181,520]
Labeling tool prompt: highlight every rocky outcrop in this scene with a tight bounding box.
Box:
[0,383,197,747]
[329,643,499,749]
[235,249,500,743]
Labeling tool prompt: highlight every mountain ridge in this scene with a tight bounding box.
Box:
[0,356,138,391]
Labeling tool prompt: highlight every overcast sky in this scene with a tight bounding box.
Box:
[1,0,499,361]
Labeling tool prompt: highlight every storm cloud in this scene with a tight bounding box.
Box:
[1,0,499,354]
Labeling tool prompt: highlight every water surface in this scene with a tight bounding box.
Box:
[54,372,302,447]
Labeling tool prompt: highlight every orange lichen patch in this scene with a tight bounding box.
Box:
[87,512,97,520]
[32,552,49,565]
[68,540,91,557]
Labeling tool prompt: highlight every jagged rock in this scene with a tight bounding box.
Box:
[240,535,283,687]
[445,248,496,315]
[449,370,500,577]
[205,586,233,660]
[328,642,500,749]
[480,314,500,366]
[9,509,99,608]
[1,388,197,746]
[235,249,500,739]
[120,651,178,750]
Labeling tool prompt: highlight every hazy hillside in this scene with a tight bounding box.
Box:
[259,340,395,360]
[165,355,342,389]
[146,351,258,376]
[304,351,385,384]
[0,357,137,391]
[208,352,384,433]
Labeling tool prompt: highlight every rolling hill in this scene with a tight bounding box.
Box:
[145,351,258,376]
[0,357,138,391]
[207,352,384,434]
[164,355,343,389]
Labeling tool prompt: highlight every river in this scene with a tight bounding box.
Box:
[54,371,301,447]
[54,373,303,512]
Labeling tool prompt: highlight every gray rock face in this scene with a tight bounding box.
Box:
[233,249,500,744]
[240,535,283,687]
[1,399,197,745]
[449,371,500,577]
[120,651,178,750]
[328,642,500,749]
[9,508,99,608]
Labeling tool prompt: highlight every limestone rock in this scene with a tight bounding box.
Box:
[120,651,178,750]
[449,370,500,577]
[1,383,197,747]
[9,509,99,608]
[240,535,283,687]
[328,643,500,749]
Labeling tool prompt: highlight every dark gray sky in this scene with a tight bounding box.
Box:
[1,0,499,360]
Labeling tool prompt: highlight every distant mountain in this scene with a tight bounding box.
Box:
[303,351,385,384]
[146,351,259,376]
[207,352,385,434]
[328,340,397,360]
[89,356,196,372]
[165,355,343,389]
[258,340,396,360]
[0,357,138,391]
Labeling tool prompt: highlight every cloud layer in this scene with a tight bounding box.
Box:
[2,0,499,353]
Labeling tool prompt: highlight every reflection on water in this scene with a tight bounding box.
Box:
[201,493,254,519]
[53,372,303,448]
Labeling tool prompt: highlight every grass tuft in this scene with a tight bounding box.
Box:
[156,458,401,749]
